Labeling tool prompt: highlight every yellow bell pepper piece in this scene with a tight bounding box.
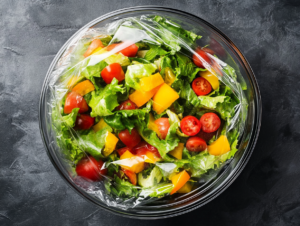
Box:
[90,46,107,55]
[120,151,144,173]
[129,85,161,107]
[169,143,184,160]
[208,135,231,156]
[153,83,179,114]
[170,170,190,195]
[177,182,193,193]
[93,118,108,132]
[199,71,219,90]
[148,113,162,138]
[164,67,176,86]
[143,151,161,164]
[103,131,118,157]
[140,73,164,92]
[72,80,95,96]
[67,75,84,89]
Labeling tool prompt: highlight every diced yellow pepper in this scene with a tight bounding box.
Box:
[199,71,219,90]
[168,143,184,160]
[153,83,179,114]
[90,47,107,55]
[129,85,161,107]
[120,151,144,173]
[170,170,190,195]
[93,118,108,132]
[177,182,193,193]
[164,67,176,86]
[143,151,161,164]
[72,80,95,96]
[103,131,118,157]
[148,113,162,138]
[140,73,164,92]
[208,135,231,156]
[67,75,84,89]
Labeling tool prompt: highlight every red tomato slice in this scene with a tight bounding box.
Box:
[186,137,207,152]
[200,113,221,133]
[107,42,138,57]
[118,128,141,148]
[192,77,212,96]
[116,100,137,110]
[74,114,95,130]
[193,48,211,69]
[117,147,133,156]
[180,116,201,136]
[134,141,161,159]
[75,157,107,181]
[83,39,104,58]
[155,118,170,140]
[64,91,89,114]
[101,63,125,84]
[122,169,137,185]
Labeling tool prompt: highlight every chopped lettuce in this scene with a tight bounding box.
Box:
[125,63,157,90]
[104,53,130,66]
[198,96,227,109]
[88,78,125,117]
[62,108,79,127]
[144,44,168,61]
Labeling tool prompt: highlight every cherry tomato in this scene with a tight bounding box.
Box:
[101,63,125,84]
[118,128,141,148]
[197,130,217,143]
[83,39,104,58]
[74,114,95,130]
[180,116,201,136]
[134,141,161,159]
[186,137,207,152]
[209,38,226,58]
[155,118,170,140]
[200,113,221,133]
[116,100,137,110]
[192,77,212,96]
[122,169,137,185]
[107,42,138,57]
[117,147,133,156]
[64,91,89,114]
[202,47,215,55]
[75,157,107,181]
[193,48,211,69]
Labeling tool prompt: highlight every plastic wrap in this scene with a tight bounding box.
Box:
[48,15,248,210]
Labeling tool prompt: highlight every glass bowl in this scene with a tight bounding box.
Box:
[39,6,261,219]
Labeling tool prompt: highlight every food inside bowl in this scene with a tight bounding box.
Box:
[50,15,247,208]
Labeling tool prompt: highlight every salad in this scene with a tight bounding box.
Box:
[51,15,246,204]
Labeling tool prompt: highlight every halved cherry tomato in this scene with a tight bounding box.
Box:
[83,39,104,58]
[122,169,137,185]
[193,48,211,69]
[116,100,137,110]
[186,137,207,152]
[155,118,170,140]
[197,130,217,143]
[74,114,95,130]
[107,42,138,57]
[192,77,212,96]
[118,128,141,148]
[117,147,133,156]
[101,63,125,84]
[200,113,221,133]
[75,157,107,181]
[180,116,201,136]
[134,141,162,159]
[64,91,89,114]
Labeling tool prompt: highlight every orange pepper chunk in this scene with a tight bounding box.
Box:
[72,80,95,96]
[208,135,231,156]
[170,170,190,195]
[120,151,144,173]
[83,39,104,58]
[129,85,161,107]
[140,73,164,92]
[153,83,179,114]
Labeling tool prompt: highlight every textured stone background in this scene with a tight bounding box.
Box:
[1,0,300,225]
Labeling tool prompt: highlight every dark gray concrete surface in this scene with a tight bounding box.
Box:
[1,0,300,225]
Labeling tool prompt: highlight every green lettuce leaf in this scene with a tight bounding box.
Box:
[62,108,79,127]
[88,78,125,117]
[125,63,157,90]
[140,182,173,198]
[198,96,227,109]
[144,44,168,61]
[105,175,140,198]
[104,53,130,66]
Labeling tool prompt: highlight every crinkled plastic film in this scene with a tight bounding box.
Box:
[48,15,248,210]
